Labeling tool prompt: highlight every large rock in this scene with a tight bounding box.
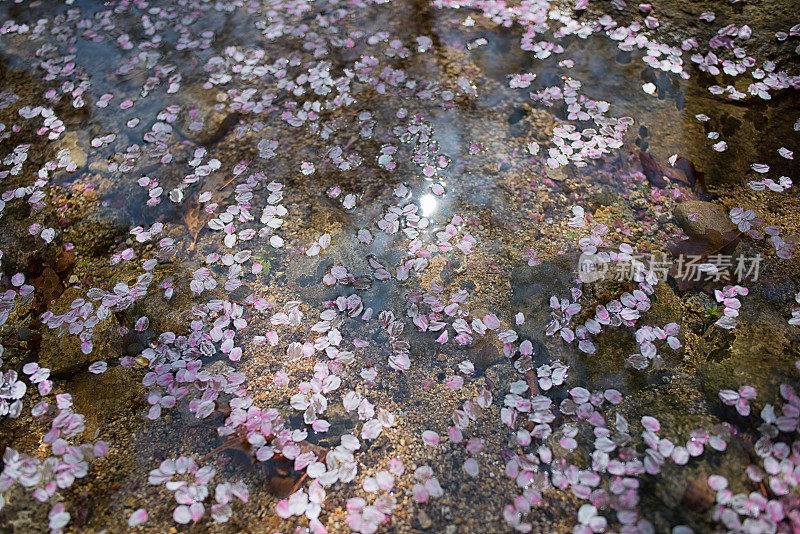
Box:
[54,131,87,169]
[112,265,198,336]
[643,281,683,326]
[176,84,240,146]
[0,200,60,275]
[65,204,131,254]
[70,366,146,437]
[39,287,122,374]
[695,286,800,408]
[682,81,799,187]
[673,200,736,238]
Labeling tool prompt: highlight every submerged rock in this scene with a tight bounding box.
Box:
[695,289,800,408]
[39,287,122,375]
[673,200,735,238]
[0,200,60,275]
[66,205,131,254]
[467,336,504,375]
[644,282,683,326]
[53,131,87,170]
[70,366,145,437]
[176,84,240,146]
[114,266,197,336]
[683,82,800,186]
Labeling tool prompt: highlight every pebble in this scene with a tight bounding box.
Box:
[418,510,432,529]
[673,200,736,238]
[18,327,34,341]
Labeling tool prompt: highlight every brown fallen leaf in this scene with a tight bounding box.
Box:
[180,167,237,252]
[640,152,707,194]
[639,151,667,188]
[467,337,503,375]
[199,406,329,497]
[54,248,76,274]
[524,369,541,397]
[668,228,741,291]
[32,266,65,310]
[182,200,206,252]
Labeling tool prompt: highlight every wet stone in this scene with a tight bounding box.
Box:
[70,365,146,436]
[126,342,144,356]
[0,202,59,275]
[418,510,432,529]
[17,326,34,341]
[113,266,198,336]
[53,131,87,170]
[643,282,683,326]
[66,204,132,254]
[672,200,736,238]
[696,301,800,407]
[39,287,122,375]
[177,84,241,146]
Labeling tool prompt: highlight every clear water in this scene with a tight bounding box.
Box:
[1,0,799,532]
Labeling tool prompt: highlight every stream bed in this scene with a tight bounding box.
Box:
[1,0,800,532]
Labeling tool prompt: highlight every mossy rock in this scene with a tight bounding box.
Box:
[695,303,800,409]
[644,282,683,326]
[66,205,132,254]
[69,366,146,438]
[683,82,800,186]
[111,264,199,336]
[39,287,122,375]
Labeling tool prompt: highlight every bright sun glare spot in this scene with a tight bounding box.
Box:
[420,194,437,216]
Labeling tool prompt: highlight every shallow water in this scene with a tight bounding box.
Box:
[1,0,799,533]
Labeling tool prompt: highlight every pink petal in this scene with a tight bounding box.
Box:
[641,416,660,432]
[128,509,148,527]
[708,475,728,491]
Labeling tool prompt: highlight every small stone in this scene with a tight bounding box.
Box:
[673,200,736,239]
[546,167,568,182]
[18,327,34,341]
[418,511,432,529]
[681,477,716,511]
[55,131,87,169]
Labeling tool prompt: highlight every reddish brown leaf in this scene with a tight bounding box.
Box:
[668,229,741,291]
[32,266,65,310]
[54,248,76,274]
[639,151,667,187]
[182,201,205,252]
[640,152,707,193]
